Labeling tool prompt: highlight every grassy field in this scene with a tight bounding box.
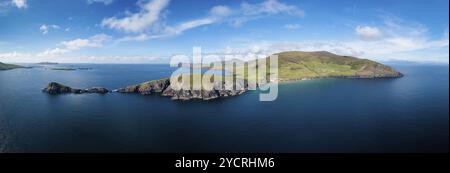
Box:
[199,51,402,82]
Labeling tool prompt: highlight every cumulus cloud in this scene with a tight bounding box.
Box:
[229,0,305,27]
[220,37,448,63]
[284,24,301,30]
[218,41,364,62]
[11,0,27,9]
[167,18,217,35]
[74,55,168,63]
[210,5,232,17]
[101,0,170,33]
[241,0,304,17]
[220,17,449,63]
[356,25,383,41]
[39,24,60,34]
[61,34,111,50]
[87,0,114,5]
[106,0,305,42]
[0,52,33,62]
[38,34,112,57]
[37,48,70,58]
[114,17,218,42]
[1,0,27,12]
[0,51,166,63]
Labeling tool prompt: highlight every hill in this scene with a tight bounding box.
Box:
[215,51,403,82]
[273,51,403,81]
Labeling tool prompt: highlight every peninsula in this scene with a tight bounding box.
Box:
[0,62,25,70]
[43,51,403,100]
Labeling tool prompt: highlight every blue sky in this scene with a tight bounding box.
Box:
[0,0,448,63]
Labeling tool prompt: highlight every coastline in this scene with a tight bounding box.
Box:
[277,73,404,84]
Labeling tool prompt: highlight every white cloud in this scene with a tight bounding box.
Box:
[101,0,170,33]
[38,34,112,57]
[219,41,363,62]
[11,0,27,9]
[39,24,60,34]
[108,0,305,42]
[36,48,71,58]
[61,34,111,50]
[221,18,449,63]
[210,5,232,17]
[355,25,383,41]
[230,0,305,27]
[114,17,218,43]
[220,37,448,64]
[284,24,301,30]
[167,17,217,35]
[87,0,114,5]
[241,0,304,17]
[0,51,33,63]
[74,55,167,63]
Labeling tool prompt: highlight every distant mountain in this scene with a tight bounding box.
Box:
[37,62,59,65]
[0,62,25,70]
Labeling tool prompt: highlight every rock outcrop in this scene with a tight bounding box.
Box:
[44,79,248,100]
[43,82,109,94]
[116,78,170,94]
[116,78,248,100]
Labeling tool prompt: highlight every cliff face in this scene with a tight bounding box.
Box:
[116,78,248,100]
[116,78,170,94]
[43,82,109,94]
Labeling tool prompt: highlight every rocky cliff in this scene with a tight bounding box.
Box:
[116,78,248,100]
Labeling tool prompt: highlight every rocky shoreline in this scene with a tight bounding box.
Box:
[42,72,403,101]
[43,78,249,101]
[278,73,404,83]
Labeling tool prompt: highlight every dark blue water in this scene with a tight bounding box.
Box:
[0,64,448,153]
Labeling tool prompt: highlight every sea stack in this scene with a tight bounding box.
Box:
[43,82,109,94]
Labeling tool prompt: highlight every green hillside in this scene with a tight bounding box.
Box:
[211,51,403,82]
[273,51,402,81]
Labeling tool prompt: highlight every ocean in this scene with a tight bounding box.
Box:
[0,63,448,153]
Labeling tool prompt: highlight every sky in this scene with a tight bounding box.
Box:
[0,0,448,63]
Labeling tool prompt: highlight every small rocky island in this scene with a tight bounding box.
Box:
[42,51,403,101]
